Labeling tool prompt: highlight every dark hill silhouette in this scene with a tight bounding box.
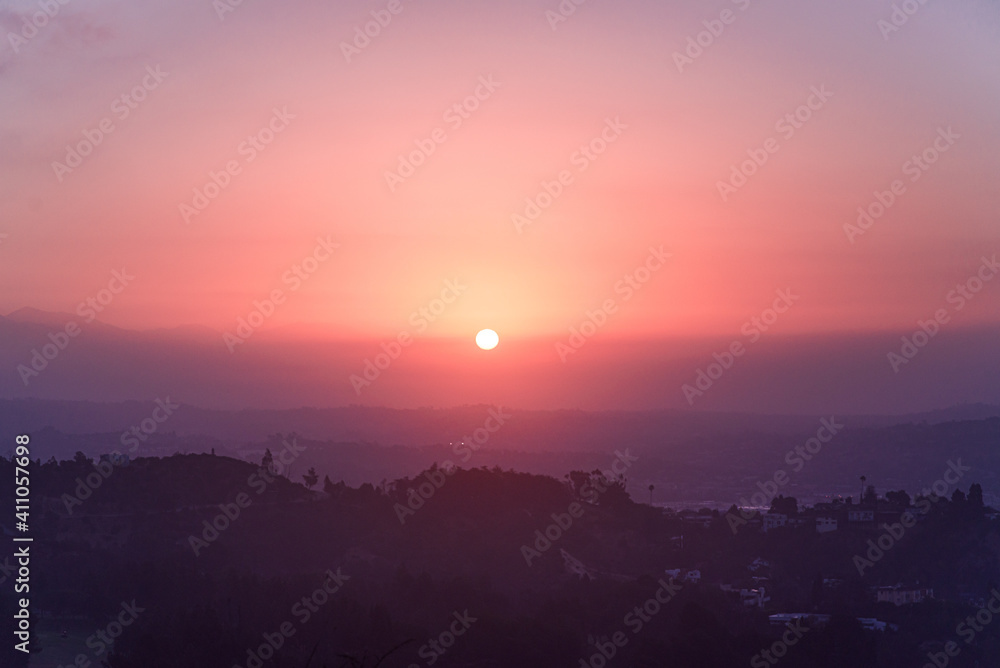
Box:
[5,452,999,667]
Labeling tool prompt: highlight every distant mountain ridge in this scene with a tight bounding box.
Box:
[3,308,1000,414]
[1,397,997,451]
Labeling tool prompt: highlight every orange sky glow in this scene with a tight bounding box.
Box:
[2,0,999,411]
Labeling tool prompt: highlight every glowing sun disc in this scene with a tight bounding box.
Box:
[476,329,499,350]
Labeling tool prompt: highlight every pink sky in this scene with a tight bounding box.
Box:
[2,0,999,347]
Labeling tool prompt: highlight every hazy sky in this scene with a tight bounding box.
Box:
[2,0,999,346]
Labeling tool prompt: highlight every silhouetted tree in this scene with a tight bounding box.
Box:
[969,483,985,509]
[769,495,798,516]
[565,471,590,496]
[588,469,631,507]
[886,490,911,508]
[303,466,319,489]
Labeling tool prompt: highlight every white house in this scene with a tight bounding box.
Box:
[741,587,770,608]
[848,509,874,523]
[857,618,889,631]
[683,569,701,584]
[876,585,933,606]
[816,517,838,533]
[763,513,787,532]
[769,613,830,628]
[665,568,700,584]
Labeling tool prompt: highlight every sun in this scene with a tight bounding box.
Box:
[475,328,499,350]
